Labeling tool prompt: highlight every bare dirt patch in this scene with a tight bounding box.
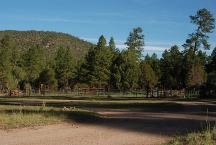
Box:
[1,109,215,145]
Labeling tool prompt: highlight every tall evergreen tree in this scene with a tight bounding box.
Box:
[77,47,96,85]
[139,61,157,97]
[0,35,25,90]
[109,37,116,51]
[187,63,207,88]
[79,35,113,88]
[55,47,75,89]
[23,44,46,87]
[182,9,214,89]
[125,27,144,57]
[160,46,183,89]
[36,67,57,90]
[108,49,140,91]
[144,53,161,79]
[205,47,216,96]
[110,27,145,91]
[183,8,215,51]
[109,51,122,89]
[207,47,216,72]
[117,50,140,91]
[0,35,14,90]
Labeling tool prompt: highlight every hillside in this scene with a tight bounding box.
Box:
[0,30,94,60]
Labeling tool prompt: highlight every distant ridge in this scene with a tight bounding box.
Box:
[0,30,94,60]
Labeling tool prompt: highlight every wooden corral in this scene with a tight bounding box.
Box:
[76,87,105,95]
[39,84,49,95]
[9,90,20,96]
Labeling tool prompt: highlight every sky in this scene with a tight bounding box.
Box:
[0,0,216,57]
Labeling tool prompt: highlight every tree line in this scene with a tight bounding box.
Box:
[0,8,215,97]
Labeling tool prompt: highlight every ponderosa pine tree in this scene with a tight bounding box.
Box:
[109,37,116,52]
[91,36,113,88]
[187,63,207,88]
[36,67,57,90]
[110,50,140,91]
[204,47,216,96]
[0,35,26,90]
[79,35,113,88]
[122,50,140,91]
[183,9,214,89]
[144,53,161,80]
[112,27,145,91]
[125,27,144,58]
[109,52,122,90]
[0,35,14,90]
[109,37,120,89]
[139,61,157,97]
[22,44,46,87]
[160,50,172,89]
[55,47,75,90]
[77,47,96,85]
[207,47,216,72]
[160,46,183,89]
[183,8,215,51]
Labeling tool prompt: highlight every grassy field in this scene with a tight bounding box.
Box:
[164,127,216,145]
[0,105,99,129]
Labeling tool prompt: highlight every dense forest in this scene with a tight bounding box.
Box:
[0,8,215,97]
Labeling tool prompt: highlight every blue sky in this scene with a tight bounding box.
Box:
[0,0,216,57]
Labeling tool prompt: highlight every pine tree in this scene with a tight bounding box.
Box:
[0,35,14,90]
[139,61,157,97]
[116,50,140,91]
[182,48,208,88]
[187,64,207,88]
[125,27,144,58]
[207,47,216,72]
[0,35,25,90]
[90,35,113,87]
[109,52,122,89]
[36,67,57,90]
[77,47,96,85]
[76,35,113,88]
[183,8,215,51]
[109,37,116,51]
[22,44,46,87]
[55,47,75,89]
[144,53,161,79]
[160,46,183,89]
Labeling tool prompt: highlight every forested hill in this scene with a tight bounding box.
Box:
[0,30,94,59]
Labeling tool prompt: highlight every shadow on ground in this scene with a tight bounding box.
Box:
[1,96,216,138]
[1,99,216,114]
[2,107,216,138]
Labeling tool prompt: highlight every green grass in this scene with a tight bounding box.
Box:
[0,95,216,113]
[0,105,99,129]
[164,127,216,145]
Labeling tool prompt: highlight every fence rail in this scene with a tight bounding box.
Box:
[0,88,201,98]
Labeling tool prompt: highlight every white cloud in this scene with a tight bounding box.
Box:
[83,37,170,52]
[145,46,168,52]
[116,44,167,52]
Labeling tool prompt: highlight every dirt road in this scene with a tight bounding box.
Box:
[1,110,215,145]
[0,123,169,145]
